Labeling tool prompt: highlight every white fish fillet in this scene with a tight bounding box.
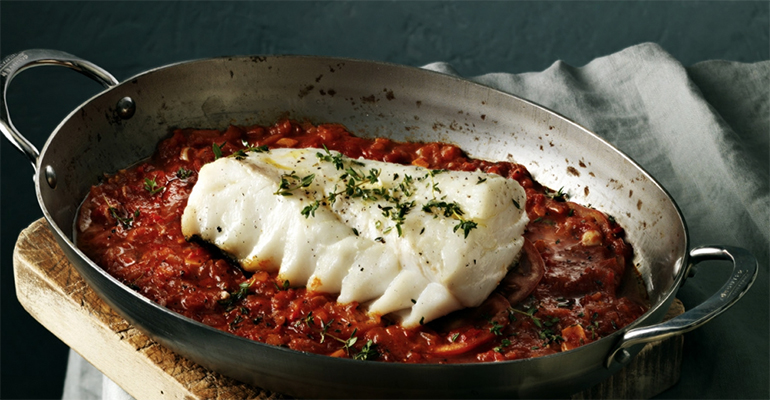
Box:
[181,147,528,327]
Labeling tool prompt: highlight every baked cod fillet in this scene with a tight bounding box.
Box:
[181,147,528,327]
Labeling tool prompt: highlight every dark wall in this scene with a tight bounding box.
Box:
[1,2,767,399]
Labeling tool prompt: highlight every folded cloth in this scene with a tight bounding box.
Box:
[63,42,769,399]
[426,42,769,399]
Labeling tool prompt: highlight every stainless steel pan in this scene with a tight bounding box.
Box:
[1,49,757,398]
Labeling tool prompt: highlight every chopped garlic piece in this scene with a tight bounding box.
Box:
[581,230,603,247]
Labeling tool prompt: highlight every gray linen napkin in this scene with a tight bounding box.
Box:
[63,43,769,399]
[425,42,769,398]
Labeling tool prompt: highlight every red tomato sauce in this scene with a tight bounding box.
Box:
[76,119,648,363]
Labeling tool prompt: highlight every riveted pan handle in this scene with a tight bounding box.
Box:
[0,49,119,168]
[606,245,757,367]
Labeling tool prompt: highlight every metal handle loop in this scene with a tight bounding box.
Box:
[606,245,757,367]
[0,49,119,168]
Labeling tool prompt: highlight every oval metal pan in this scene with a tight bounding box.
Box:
[35,55,687,398]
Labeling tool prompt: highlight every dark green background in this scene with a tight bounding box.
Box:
[1,2,768,399]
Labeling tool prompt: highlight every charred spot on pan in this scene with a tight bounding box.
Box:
[249,56,267,63]
[361,95,377,104]
[315,74,323,83]
[416,100,422,108]
[327,89,336,97]
[384,89,395,100]
[105,108,122,126]
[298,85,315,99]
[229,70,234,78]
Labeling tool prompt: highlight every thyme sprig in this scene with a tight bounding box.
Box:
[212,141,227,160]
[510,306,565,346]
[275,172,316,196]
[312,318,378,360]
[219,279,254,310]
[546,186,569,200]
[232,141,269,160]
[108,207,138,229]
[422,199,479,238]
[316,145,344,170]
[176,167,193,179]
[143,177,164,195]
[354,340,378,361]
[104,196,138,229]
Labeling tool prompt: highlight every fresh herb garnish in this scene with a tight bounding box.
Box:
[275,172,315,196]
[108,206,135,229]
[176,167,193,179]
[510,306,564,345]
[219,279,254,309]
[286,151,478,238]
[229,315,243,330]
[319,318,335,343]
[510,306,542,328]
[317,145,344,170]
[143,177,164,195]
[489,320,504,336]
[354,340,378,361]
[546,186,568,200]
[274,279,290,291]
[493,338,512,353]
[301,200,321,218]
[304,311,315,327]
[231,140,270,161]
[422,199,478,238]
[454,219,479,239]
[212,141,227,160]
[341,329,358,354]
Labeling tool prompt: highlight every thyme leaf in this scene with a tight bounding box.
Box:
[108,206,135,229]
[275,172,315,196]
[317,145,344,170]
[354,340,378,361]
[212,141,227,160]
[176,167,193,179]
[143,177,164,195]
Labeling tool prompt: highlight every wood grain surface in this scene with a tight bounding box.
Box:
[13,218,684,399]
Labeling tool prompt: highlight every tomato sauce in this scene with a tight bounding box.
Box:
[76,119,648,363]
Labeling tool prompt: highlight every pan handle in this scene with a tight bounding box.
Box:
[0,49,119,168]
[606,245,757,367]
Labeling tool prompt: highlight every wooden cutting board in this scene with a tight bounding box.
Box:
[13,218,684,399]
